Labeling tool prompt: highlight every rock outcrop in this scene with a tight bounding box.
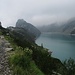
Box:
[8,19,41,43]
[0,22,4,29]
[16,19,41,39]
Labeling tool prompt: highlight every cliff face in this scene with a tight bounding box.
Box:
[0,22,4,29]
[5,19,41,49]
[16,19,41,39]
[7,19,41,44]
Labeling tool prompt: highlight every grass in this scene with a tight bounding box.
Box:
[9,47,44,75]
[5,35,44,75]
[30,61,44,75]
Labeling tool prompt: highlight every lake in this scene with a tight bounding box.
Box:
[36,33,75,61]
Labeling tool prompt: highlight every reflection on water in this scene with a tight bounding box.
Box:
[36,33,75,60]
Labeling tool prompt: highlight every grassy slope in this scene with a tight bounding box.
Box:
[5,36,44,75]
[5,35,68,75]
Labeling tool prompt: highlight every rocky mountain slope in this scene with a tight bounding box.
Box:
[38,23,59,32]
[16,19,41,38]
[8,19,41,43]
[38,18,75,34]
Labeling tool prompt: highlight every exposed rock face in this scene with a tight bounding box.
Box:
[7,19,41,48]
[7,19,41,43]
[0,22,3,29]
[16,19,41,39]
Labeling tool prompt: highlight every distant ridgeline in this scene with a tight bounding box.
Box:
[38,18,75,34]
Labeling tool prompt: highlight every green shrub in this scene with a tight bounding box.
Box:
[13,66,25,75]
[0,31,2,35]
[5,36,44,75]
[63,58,75,75]
[32,46,53,74]
[10,47,32,69]
[9,47,44,75]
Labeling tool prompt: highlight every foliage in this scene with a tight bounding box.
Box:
[32,46,54,74]
[63,58,75,75]
[5,35,68,75]
[9,45,44,75]
[6,35,67,75]
[0,31,2,35]
[0,22,71,75]
[10,31,34,48]
[10,48,32,69]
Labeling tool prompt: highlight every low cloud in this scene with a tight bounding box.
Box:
[0,0,75,27]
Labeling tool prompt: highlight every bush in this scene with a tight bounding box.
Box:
[32,46,53,74]
[10,47,32,69]
[5,36,44,75]
[9,47,44,75]
[63,58,75,75]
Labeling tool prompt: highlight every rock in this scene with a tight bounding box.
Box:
[0,35,4,39]
[0,64,2,69]
[4,43,11,48]
[5,48,13,52]
[0,35,12,75]
[16,19,41,38]
[0,22,3,29]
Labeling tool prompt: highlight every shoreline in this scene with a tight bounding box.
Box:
[41,32,75,36]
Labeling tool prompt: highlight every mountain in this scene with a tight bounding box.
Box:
[16,19,41,38]
[0,20,71,75]
[7,19,41,47]
[60,18,75,33]
[38,23,59,32]
[71,28,75,34]
[38,18,75,34]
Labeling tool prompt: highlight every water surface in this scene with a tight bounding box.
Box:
[36,33,75,60]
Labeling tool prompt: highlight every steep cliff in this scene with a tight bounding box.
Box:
[16,19,41,39]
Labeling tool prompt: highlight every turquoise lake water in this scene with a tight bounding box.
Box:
[36,33,75,60]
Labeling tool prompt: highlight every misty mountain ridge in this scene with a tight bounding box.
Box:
[38,18,75,34]
[7,19,41,44]
[16,19,41,38]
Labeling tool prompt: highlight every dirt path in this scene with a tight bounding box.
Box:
[0,36,12,75]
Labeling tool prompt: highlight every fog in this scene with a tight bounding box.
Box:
[0,0,75,27]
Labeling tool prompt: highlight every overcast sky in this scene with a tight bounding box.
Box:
[0,0,75,27]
